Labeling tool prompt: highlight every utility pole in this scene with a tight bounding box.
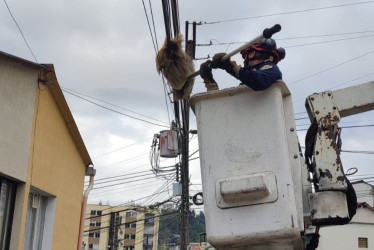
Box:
[179,99,190,250]
[161,0,196,248]
[179,20,197,250]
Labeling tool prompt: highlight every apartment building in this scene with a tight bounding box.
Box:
[83,204,159,250]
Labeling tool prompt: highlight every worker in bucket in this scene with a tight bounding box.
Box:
[199,38,285,91]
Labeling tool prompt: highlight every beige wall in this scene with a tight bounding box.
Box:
[0,57,39,249]
[0,57,38,182]
[30,85,86,250]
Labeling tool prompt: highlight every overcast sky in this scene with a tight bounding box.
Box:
[1,0,373,209]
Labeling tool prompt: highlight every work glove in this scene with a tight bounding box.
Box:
[211,53,232,70]
[200,60,214,81]
[199,60,219,91]
[211,53,241,79]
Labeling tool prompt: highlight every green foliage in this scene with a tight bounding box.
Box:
[158,209,206,247]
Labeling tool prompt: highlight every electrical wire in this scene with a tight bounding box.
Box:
[142,0,173,124]
[89,180,164,198]
[278,30,374,40]
[88,168,157,184]
[284,34,374,48]
[294,71,374,104]
[134,214,180,246]
[62,89,169,128]
[92,172,157,187]
[200,1,374,24]
[202,32,374,47]
[288,50,374,86]
[92,137,152,159]
[300,146,374,155]
[61,87,169,126]
[84,210,178,233]
[96,152,149,170]
[297,124,374,131]
[4,0,38,62]
[142,0,158,54]
[92,173,174,190]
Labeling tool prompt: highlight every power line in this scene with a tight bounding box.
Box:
[92,137,152,159]
[288,50,374,86]
[201,1,374,24]
[278,30,374,40]
[141,181,171,206]
[84,210,178,233]
[88,169,155,183]
[300,146,374,155]
[4,0,38,62]
[135,213,180,246]
[202,31,374,47]
[141,0,173,124]
[297,124,374,131]
[148,0,159,51]
[92,172,157,186]
[89,180,165,198]
[284,34,374,49]
[92,173,174,190]
[96,152,149,170]
[142,0,158,54]
[62,89,169,128]
[61,87,169,126]
[294,72,374,103]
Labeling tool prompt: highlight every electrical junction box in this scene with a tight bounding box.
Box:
[190,82,303,250]
[159,129,180,158]
[173,182,182,196]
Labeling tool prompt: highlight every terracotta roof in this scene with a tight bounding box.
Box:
[358,202,374,211]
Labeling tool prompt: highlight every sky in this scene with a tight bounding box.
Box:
[1,0,373,211]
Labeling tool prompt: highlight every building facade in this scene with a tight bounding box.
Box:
[0,52,93,249]
[318,181,374,250]
[83,204,160,250]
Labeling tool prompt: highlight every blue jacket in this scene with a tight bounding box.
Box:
[239,61,282,91]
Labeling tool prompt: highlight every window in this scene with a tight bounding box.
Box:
[0,178,16,250]
[145,213,154,224]
[124,246,134,250]
[144,235,153,246]
[24,193,48,249]
[23,189,56,250]
[124,234,130,239]
[125,211,137,217]
[131,234,136,240]
[95,233,100,238]
[90,221,95,227]
[125,222,136,228]
[89,233,94,238]
[88,243,93,249]
[93,244,99,249]
[359,237,368,248]
[90,210,102,216]
[144,225,154,235]
[96,221,101,227]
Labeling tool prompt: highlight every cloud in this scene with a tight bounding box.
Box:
[2,0,374,207]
